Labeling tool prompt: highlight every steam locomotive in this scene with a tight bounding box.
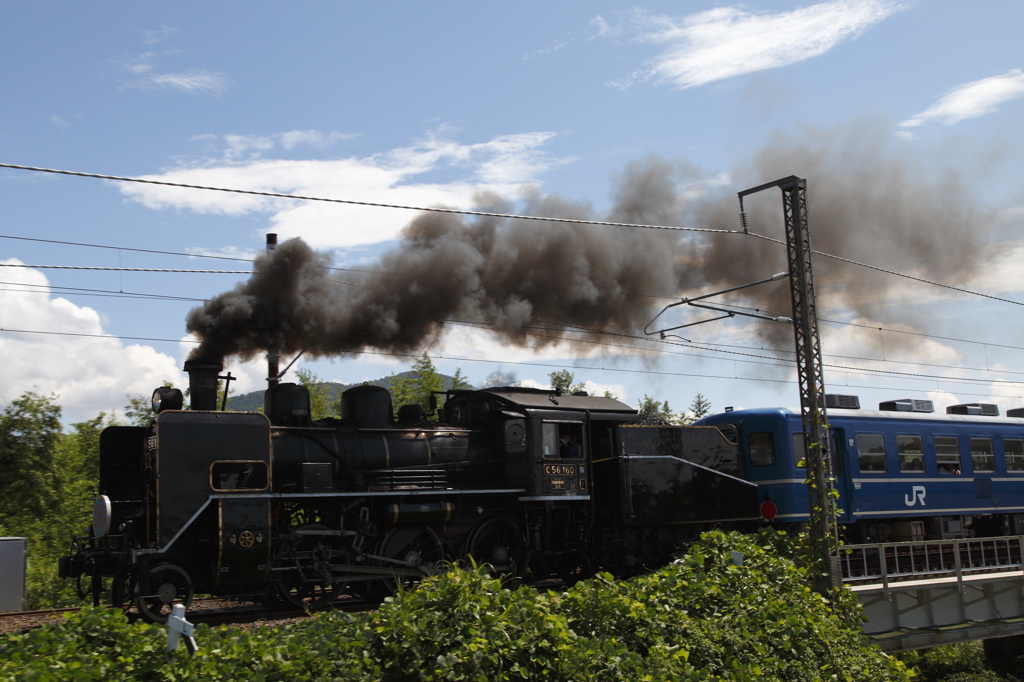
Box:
[60,359,759,621]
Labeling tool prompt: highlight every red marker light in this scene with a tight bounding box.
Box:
[760,500,778,521]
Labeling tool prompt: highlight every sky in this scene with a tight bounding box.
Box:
[2,1,1024,424]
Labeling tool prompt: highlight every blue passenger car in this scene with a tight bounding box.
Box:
[696,398,1024,542]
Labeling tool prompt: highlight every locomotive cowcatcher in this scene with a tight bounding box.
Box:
[60,359,758,621]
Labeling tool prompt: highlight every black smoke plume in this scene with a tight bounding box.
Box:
[186,122,992,365]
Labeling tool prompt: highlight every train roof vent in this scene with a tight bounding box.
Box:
[825,394,860,409]
[879,399,935,413]
[1007,408,1024,418]
[946,403,1000,416]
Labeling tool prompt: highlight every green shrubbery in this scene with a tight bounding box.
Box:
[1,530,910,681]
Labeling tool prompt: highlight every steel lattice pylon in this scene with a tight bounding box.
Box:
[739,176,838,590]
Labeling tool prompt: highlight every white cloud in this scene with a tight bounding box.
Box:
[139,70,233,95]
[524,39,571,61]
[900,69,1024,128]
[195,130,359,161]
[0,261,185,421]
[280,130,358,150]
[143,26,178,45]
[120,52,233,95]
[601,0,906,89]
[117,129,571,249]
[50,116,68,130]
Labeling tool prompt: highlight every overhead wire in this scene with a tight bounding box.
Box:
[0,162,731,234]
[2,161,1019,307]
[0,234,381,274]
[746,231,1024,306]
[3,160,1023,393]
[0,280,206,302]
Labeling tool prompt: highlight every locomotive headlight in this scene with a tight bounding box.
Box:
[151,386,184,414]
[92,495,112,538]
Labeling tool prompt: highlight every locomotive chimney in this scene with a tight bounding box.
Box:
[183,358,223,411]
[265,233,281,388]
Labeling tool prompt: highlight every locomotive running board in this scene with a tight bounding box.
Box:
[145,489,529,556]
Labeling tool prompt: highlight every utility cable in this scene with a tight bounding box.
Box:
[3,326,1023,396]
[3,162,1018,306]
[746,231,1024,306]
[0,234,380,274]
[0,280,205,302]
[0,263,249,274]
[0,162,732,235]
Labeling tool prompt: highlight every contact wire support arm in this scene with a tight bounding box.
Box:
[643,272,790,340]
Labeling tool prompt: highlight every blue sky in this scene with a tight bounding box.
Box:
[3,1,1024,422]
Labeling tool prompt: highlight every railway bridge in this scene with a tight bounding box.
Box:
[842,535,1024,660]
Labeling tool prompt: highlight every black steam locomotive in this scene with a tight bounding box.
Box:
[60,359,758,621]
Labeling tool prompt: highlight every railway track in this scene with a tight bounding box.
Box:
[0,597,378,636]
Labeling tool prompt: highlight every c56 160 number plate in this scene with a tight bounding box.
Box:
[543,463,577,476]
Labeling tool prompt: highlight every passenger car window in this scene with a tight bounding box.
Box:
[748,432,775,467]
[1005,439,1024,472]
[896,435,924,472]
[856,434,886,473]
[935,436,961,474]
[970,437,994,473]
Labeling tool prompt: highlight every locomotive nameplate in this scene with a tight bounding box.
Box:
[543,464,577,476]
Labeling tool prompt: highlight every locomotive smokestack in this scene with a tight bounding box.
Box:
[267,350,280,388]
[266,233,281,388]
[183,358,223,411]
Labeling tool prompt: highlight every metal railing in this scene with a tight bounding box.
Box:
[839,535,1024,595]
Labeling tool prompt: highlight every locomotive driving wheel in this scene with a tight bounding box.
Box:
[132,563,193,623]
[376,526,444,594]
[273,523,349,610]
[466,518,527,586]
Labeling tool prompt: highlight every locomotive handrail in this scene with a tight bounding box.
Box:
[838,535,1024,598]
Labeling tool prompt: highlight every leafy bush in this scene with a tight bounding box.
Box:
[898,641,1020,682]
[0,531,911,681]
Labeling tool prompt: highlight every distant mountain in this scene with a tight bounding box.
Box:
[225,371,463,412]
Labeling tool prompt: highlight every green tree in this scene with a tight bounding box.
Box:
[450,367,472,391]
[123,393,153,426]
[549,370,585,395]
[0,392,113,608]
[390,353,445,417]
[0,391,62,520]
[389,354,469,418]
[638,394,677,424]
[679,392,713,425]
[24,413,111,608]
[295,368,338,419]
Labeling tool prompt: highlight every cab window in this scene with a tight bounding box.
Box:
[935,436,961,474]
[856,434,887,473]
[748,432,775,467]
[542,422,583,459]
[896,435,925,472]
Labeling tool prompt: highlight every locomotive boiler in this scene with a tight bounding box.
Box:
[60,359,758,621]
